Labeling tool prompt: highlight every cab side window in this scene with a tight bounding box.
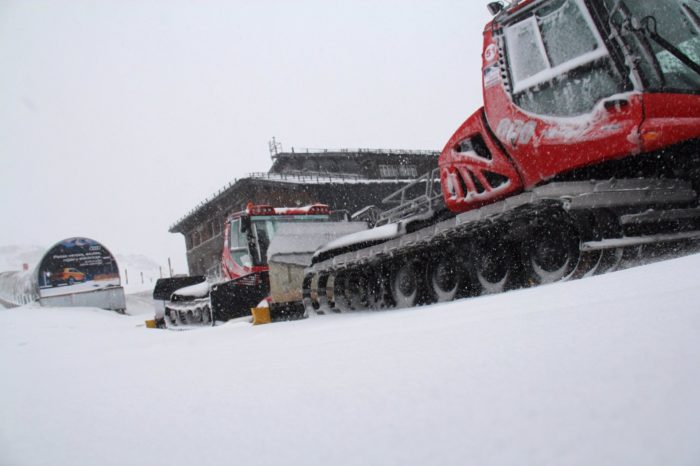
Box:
[229,219,252,268]
[504,0,624,116]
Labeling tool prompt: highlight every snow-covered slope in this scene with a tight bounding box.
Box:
[0,245,45,272]
[1,254,699,466]
[114,253,163,294]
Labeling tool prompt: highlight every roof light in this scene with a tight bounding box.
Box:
[245,203,330,216]
[487,1,504,15]
[247,204,275,216]
[308,204,331,215]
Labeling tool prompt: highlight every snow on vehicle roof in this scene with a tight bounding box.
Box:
[268,222,368,266]
[172,280,211,299]
[313,222,401,259]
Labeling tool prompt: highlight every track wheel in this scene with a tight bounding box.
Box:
[590,209,623,275]
[302,273,317,315]
[309,273,323,312]
[325,274,337,311]
[165,308,177,327]
[315,273,331,314]
[347,271,369,310]
[352,267,387,310]
[332,272,351,312]
[594,248,624,275]
[365,266,387,309]
[390,261,420,308]
[522,217,580,286]
[473,237,513,294]
[201,305,212,325]
[428,253,460,302]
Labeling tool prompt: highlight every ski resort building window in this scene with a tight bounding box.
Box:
[379,165,399,178]
[208,220,221,237]
[229,219,252,268]
[200,225,211,243]
[191,231,201,248]
[399,165,417,178]
[504,0,624,116]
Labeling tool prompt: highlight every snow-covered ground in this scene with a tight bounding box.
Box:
[1,253,699,466]
[115,253,166,294]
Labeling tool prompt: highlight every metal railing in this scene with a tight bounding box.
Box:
[273,147,440,158]
[249,171,364,182]
[170,147,441,230]
[377,168,444,226]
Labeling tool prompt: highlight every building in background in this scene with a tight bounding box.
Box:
[169,142,439,276]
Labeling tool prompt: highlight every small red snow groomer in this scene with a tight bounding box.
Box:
[153,203,358,327]
[303,0,700,312]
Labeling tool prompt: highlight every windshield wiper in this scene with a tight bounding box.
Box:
[634,15,700,78]
[683,3,700,30]
[607,0,661,85]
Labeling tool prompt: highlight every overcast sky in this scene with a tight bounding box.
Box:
[0,0,491,273]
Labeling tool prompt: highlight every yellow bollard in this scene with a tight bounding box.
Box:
[251,307,271,325]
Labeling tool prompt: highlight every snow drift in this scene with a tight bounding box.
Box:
[1,253,699,466]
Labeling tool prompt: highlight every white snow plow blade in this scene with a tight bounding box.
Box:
[171,281,211,299]
[267,222,367,310]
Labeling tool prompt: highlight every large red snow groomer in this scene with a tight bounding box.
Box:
[302,0,700,313]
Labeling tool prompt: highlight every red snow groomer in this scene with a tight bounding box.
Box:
[153,203,349,327]
[303,0,700,312]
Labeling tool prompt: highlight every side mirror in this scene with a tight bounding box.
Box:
[487,2,504,15]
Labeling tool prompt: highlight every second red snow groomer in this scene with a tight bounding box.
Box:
[154,203,359,326]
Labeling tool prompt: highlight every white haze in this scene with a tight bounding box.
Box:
[0,1,491,273]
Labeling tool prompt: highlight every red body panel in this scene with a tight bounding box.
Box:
[439,109,524,212]
[640,93,700,153]
[486,90,646,189]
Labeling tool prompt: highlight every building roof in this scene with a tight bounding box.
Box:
[169,147,440,234]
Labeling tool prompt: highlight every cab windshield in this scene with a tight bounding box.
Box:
[606,0,700,92]
[250,215,329,265]
[229,214,330,268]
